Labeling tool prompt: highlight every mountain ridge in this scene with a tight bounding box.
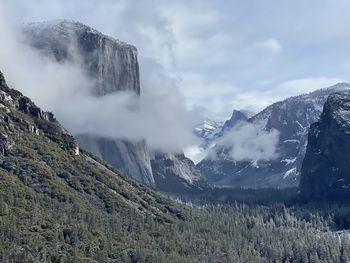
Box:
[198,83,350,188]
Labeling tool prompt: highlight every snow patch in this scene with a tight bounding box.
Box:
[281,158,297,165]
[283,168,296,179]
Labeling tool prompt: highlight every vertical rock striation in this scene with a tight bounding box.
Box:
[24,20,140,95]
[76,135,155,186]
[23,20,155,186]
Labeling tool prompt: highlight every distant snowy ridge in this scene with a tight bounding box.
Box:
[198,83,350,188]
[194,119,224,141]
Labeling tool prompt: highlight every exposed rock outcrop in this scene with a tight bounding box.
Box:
[76,135,155,187]
[0,70,79,156]
[300,91,350,201]
[221,110,249,132]
[151,152,205,194]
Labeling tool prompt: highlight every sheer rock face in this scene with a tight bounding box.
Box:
[23,20,155,186]
[221,110,249,132]
[76,135,155,187]
[300,91,350,201]
[198,84,350,188]
[23,20,201,191]
[24,20,140,96]
[151,152,205,194]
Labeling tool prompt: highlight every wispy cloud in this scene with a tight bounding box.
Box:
[0,4,199,152]
[214,121,280,162]
[1,0,349,122]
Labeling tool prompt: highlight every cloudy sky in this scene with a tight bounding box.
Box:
[2,0,350,120]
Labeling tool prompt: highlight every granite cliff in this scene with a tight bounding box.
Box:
[24,20,140,95]
[24,20,201,192]
[300,90,350,201]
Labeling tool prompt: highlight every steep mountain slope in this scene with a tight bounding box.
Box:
[2,71,350,262]
[198,84,350,188]
[0,70,189,261]
[300,90,350,201]
[23,20,201,192]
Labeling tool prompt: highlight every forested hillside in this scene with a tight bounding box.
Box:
[1,71,350,262]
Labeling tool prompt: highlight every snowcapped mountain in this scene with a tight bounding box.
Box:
[194,110,253,143]
[187,110,253,165]
[198,83,350,188]
[194,119,224,141]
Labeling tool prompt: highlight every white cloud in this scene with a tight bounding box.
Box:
[0,0,349,126]
[215,122,280,162]
[176,73,241,120]
[183,145,210,164]
[0,4,199,153]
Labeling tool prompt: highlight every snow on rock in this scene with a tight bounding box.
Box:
[283,168,297,179]
[198,83,350,188]
[194,119,224,141]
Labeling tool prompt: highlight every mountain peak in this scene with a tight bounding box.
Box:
[194,119,223,141]
[329,82,350,90]
[222,109,249,131]
[229,109,249,120]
